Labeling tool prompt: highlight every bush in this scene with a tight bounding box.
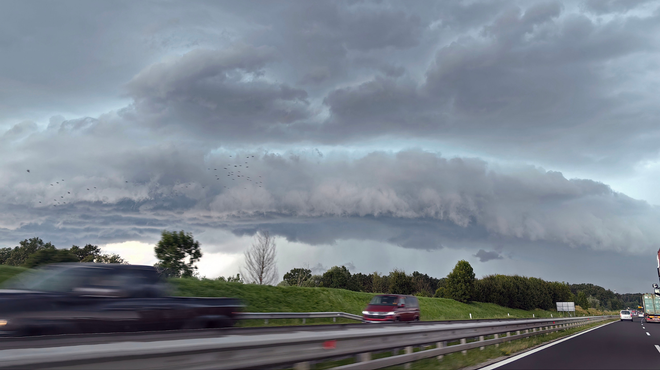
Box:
[23,248,78,268]
[389,269,414,294]
[321,266,351,289]
[283,268,312,286]
[445,260,475,303]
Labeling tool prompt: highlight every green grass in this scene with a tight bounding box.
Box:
[0,266,593,323]
[0,265,27,284]
[171,278,571,322]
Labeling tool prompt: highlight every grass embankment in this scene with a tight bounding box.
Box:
[0,266,605,324]
[0,265,27,284]
[171,278,571,326]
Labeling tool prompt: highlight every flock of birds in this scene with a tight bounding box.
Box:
[208,154,264,189]
[26,154,267,208]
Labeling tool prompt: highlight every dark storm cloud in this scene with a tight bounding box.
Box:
[474,249,504,262]
[125,45,311,140]
[2,0,660,289]
[320,1,660,171]
[3,134,659,256]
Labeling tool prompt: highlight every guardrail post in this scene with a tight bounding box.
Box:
[358,352,371,362]
[437,341,446,360]
[461,338,467,355]
[294,361,310,370]
[265,319,268,325]
[494,333,499,347]
[479,335,485,350]
[404,346,413,369]
[516,330,521,336]
[333,317,336,322]
[302,318,306,324]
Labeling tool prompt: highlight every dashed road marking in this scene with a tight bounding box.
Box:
[656,345,660,354]
[647,332,651,336]
[480,321,615,370]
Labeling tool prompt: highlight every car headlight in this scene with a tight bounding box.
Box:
[0,320,6,326]
[362,311,370,315]
[385,312,395,316]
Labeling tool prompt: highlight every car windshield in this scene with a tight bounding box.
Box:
[369,296,399,305]
[621,311,630,314]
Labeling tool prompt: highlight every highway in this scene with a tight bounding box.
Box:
[488,317,660,369]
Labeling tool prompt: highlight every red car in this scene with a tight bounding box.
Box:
[362,294,420,322]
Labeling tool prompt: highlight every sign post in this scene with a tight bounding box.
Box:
[556,302,575,317]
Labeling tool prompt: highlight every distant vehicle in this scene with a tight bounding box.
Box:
[639,312,645,318]
[0,263,243,336]
[362,294,420,322]
[620,310,633,321]
[642,293,660,323]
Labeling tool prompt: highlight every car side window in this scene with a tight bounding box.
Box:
[399,297,405,306]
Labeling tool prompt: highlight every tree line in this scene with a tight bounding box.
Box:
[0,237,125,268]
[280,260,625,311]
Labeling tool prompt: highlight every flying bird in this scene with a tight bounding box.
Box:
[26,169,30,173]
[67,192,70,194]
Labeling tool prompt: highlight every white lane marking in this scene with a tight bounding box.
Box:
[647,332,651,336]
[656,345,660,354]
[479,321,616,370]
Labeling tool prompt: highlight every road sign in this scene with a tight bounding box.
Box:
[556,302,575,312]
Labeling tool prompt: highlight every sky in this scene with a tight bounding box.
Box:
[1,0,660,293]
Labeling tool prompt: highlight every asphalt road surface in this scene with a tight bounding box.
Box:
[491,317,660,369]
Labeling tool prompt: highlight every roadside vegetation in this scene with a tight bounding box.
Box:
[170,278,602,325]
[0,234,629,317]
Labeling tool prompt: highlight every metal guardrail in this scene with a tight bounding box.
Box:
[238,311,363,323]
[0,315,615,369]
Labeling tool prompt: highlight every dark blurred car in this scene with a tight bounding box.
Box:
[362,294,420,322]
[0,263,243,336]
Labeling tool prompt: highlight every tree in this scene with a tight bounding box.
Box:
[301,274,323,287]
[283,268,312,286]
[94,253,126,264]
[154,230,203,278]
[389,269,414,294]
[23,248,78,268]
[242,231,278,285]
[0,247,11,265]
[216,274,243,283]
[321,266,351,289]
[350,272,373,292]
[372,272,390,293]
[5,237,55,266]
[576,291,590,310]
[445,260,476,303]
[68,244,125,264]
[69,244,101,262]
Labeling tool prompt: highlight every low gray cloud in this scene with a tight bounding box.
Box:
[474,249,504,262]
[1,130,659,257]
